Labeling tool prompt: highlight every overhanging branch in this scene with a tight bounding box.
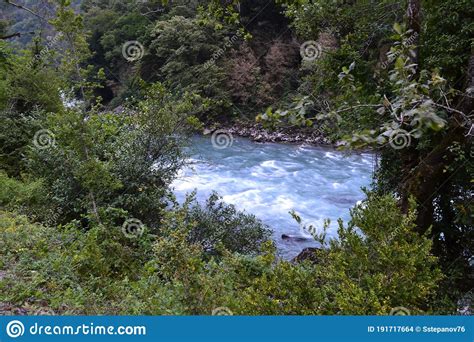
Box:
[0,31,35,40]
[3,0,48,22]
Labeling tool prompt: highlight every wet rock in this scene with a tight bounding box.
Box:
[281,234,311,242]
[0,303,30,316]
[203,122,335,147]
[293,247,321,264]
[112,105,125,114]
[457,290,473,315]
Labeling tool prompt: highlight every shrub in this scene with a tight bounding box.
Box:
[0,172,53,224]
[180,192,272,256]
[0,210,154,315]
[0,193,445,315]
[27,83,195,227]
[149,192,445,315]
[148,15,233,120]
[314,193,443,314]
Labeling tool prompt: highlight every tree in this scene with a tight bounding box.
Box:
[265,0,473,296]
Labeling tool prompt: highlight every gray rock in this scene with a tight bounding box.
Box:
[292,247,321,264]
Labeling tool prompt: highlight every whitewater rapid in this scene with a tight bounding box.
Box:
[172,135,374,259]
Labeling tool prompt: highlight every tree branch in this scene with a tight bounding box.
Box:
[0,32,20,40]
[0,31,35,40]
[3,0,48,22]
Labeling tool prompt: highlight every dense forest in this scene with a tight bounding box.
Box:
[0,0,472,315]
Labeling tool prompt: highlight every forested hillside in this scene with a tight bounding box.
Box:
[0,0,472,315]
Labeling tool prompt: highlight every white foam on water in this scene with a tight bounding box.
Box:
[172,135,374,259]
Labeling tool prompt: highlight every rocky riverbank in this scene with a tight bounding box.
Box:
[203,122,334,146]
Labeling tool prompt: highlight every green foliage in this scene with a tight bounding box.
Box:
[337,29,449,149]
[28,83,194,226]
[170,192,272,256]
[0,0,468,317]
[0,108,41,177]
[99,12,150,69]
[279,0,403,43]
[421,0,474,86]
[320,193,442,314]
[0,49,63,114]
[254,0,404,140]
[214,193,442,315]
[0,192,444,315]
[0,210,154,314]
[0,172,45,214]
[0,39,64,177]
[148,15,232,120]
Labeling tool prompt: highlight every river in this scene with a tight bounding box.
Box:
[172,135,374,259]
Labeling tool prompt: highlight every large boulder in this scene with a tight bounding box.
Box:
[292,247,321,264]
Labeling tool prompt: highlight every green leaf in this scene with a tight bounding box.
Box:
[393,22,402,35]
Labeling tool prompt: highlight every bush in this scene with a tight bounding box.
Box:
[136,192,445,315]
[0,45,63,177]
[28,83,195,227]
[0,210,154,315]
[315,193,443,314]
[0,172,53,224]
[148,15,233,120]
[178,192,272,256]
[0,193,446,315]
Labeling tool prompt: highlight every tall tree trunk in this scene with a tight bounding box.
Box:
[399,0,422,215]
[400,1,472,234]
[406,0,421,67]
[401,51,473,233]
